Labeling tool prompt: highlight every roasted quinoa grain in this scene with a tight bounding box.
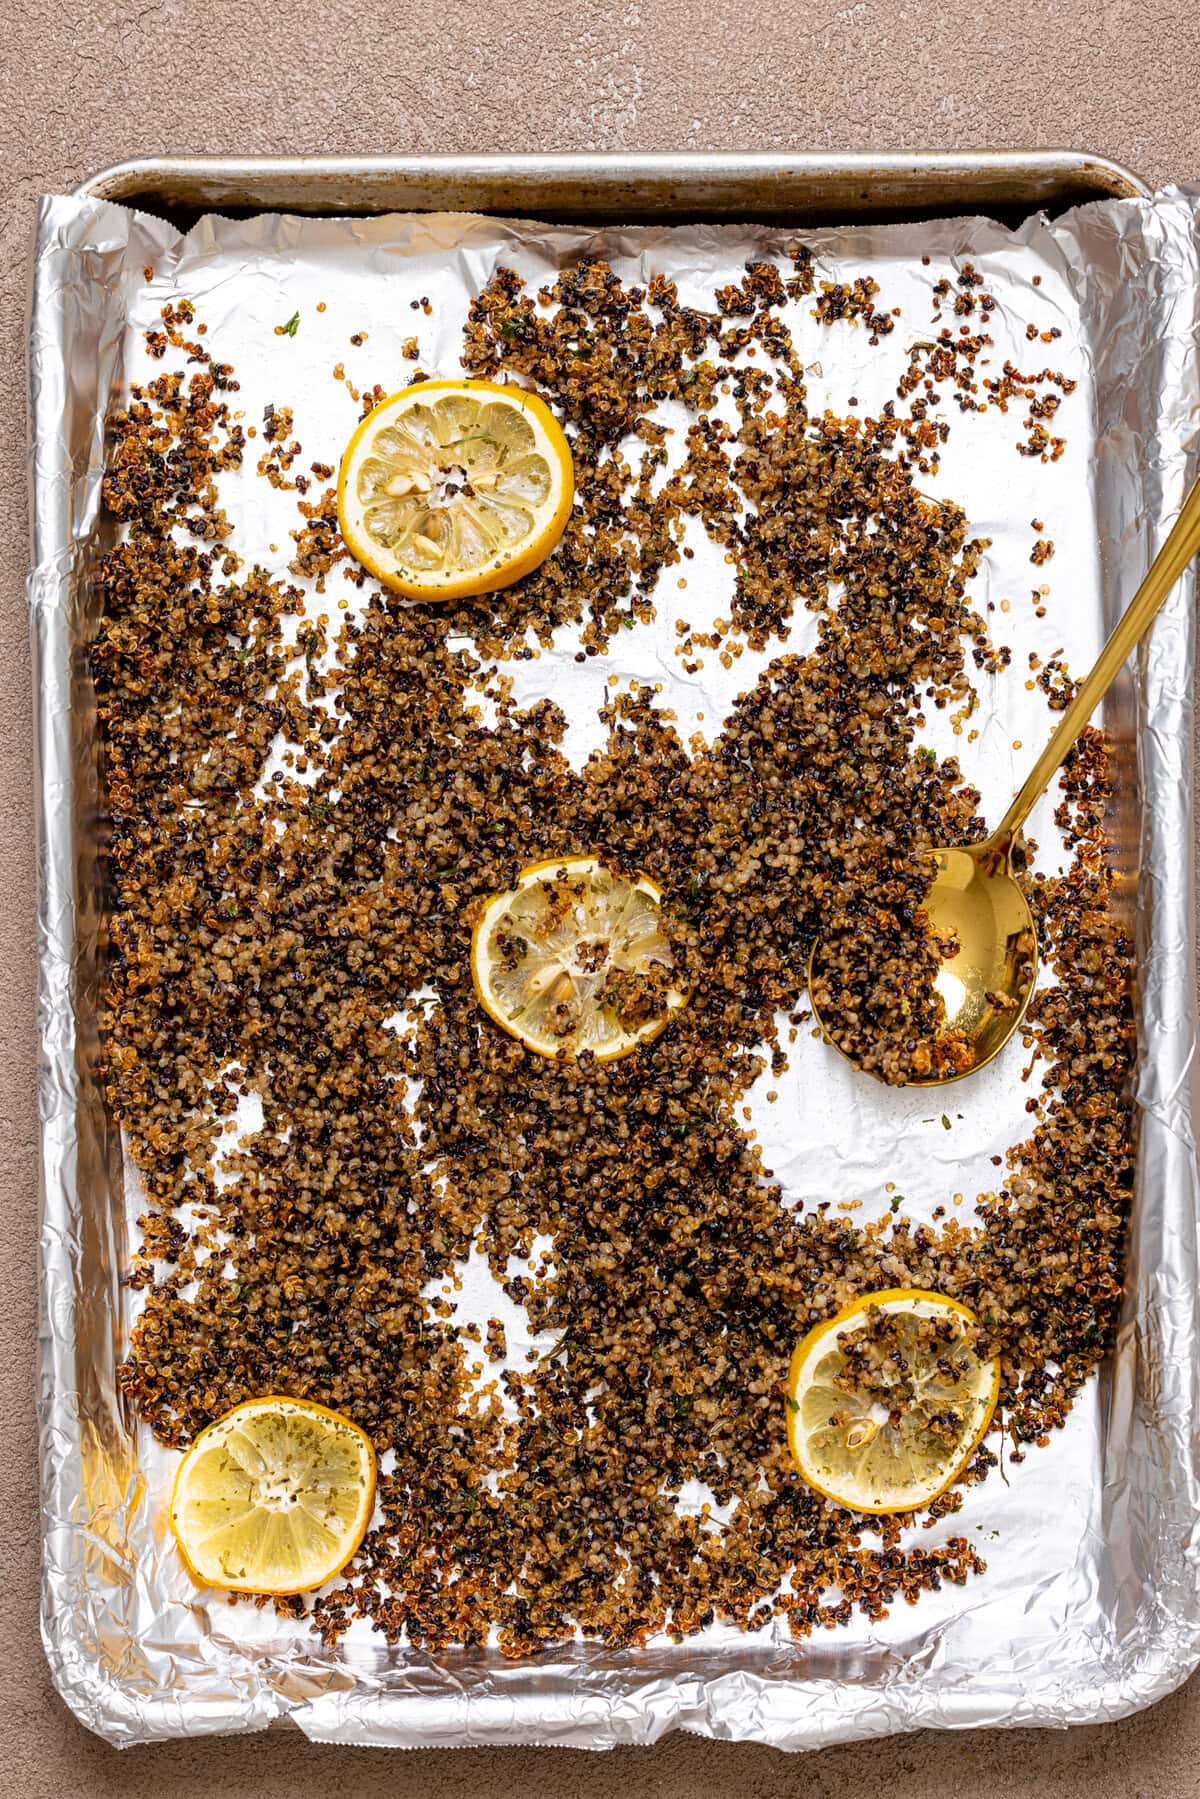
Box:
[99,250,1135,1658]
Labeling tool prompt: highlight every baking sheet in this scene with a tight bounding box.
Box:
[29,184,1200,1749]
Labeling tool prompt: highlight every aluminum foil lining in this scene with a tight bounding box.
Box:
[29,188,1200,1749]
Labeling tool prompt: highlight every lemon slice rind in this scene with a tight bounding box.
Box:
[470,855,685,1063]
[169,1395,376,1595]
[337,378,573,600]
[786,1288,999,1516]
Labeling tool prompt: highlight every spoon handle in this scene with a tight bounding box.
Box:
[990,471,1200,856]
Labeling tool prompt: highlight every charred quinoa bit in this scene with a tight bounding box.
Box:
[98,251,1135,1656]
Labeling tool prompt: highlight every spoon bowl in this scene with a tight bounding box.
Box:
[809,838,1038,1086]
[916,841,1039,1077]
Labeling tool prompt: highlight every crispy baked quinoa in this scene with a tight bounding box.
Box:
[99,253,1135,1654]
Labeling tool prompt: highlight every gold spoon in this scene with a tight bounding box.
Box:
[809,472,1200,1086]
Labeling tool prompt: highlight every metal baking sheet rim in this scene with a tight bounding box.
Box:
[71,148,1153,220]
[31,154,1200,1750]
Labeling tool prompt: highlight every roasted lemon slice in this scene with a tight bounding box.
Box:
[786,1288,999,1515]
[470,855,685,1062]
[337,377,573,599]
[169,1396,376,1594]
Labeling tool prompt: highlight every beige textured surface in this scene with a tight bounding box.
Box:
[5,1,1200,1792]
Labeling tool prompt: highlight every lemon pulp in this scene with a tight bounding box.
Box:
[470,855,685,1061]
[337,378,573,599]
[169,1396,376,1594]
[786,1288,999,1514]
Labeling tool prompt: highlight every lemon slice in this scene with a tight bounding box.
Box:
[169,1396,376,1594]
[470,855,685,1062]
[337,377,574,599]
[786,1288,999,1515]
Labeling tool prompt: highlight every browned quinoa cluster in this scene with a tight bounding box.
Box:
[99,257,1135,1657]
